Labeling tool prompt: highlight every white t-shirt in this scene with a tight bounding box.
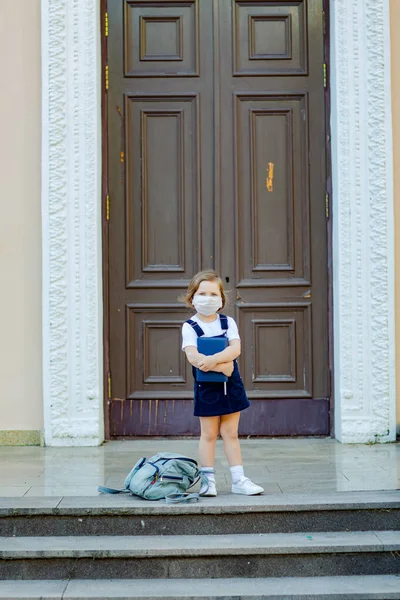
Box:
[181,314,240,350]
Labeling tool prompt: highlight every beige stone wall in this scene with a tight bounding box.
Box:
[391,0,400,431]
[0,1,43,435]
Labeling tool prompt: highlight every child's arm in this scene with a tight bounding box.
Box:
[184,346,205,367]
[184,347,234,377]
[213,362,234,377]
[196,339,241,372]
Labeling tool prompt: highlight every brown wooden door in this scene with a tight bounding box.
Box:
[106,0,329,437]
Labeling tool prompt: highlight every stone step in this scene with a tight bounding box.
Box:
[1,491,400,537]
[0,576,400,599]
[1,531,399,580]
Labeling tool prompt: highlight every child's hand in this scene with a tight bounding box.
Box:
[213,361,234,377]
[187,352,206,367]
[197,355,218,372]
[224,361,234,377]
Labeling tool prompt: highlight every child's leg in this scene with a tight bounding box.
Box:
[198,416,219,496]
[199,416,219,466]
[220,412,264,496]
[219,412,242,466]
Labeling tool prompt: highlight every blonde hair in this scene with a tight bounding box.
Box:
[180,270,227,310]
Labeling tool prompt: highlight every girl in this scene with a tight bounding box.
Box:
[181,270,264,497]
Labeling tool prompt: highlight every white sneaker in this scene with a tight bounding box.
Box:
[200,479,217,497]
[232,477,264,496]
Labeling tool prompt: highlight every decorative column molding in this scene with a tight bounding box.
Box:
[41,0,104,445]
[330,0,396,442]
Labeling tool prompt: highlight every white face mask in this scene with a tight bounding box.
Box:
[192,294,222,317]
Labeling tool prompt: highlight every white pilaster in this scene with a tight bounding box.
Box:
[331,0,396,443]
[41,0,103,445]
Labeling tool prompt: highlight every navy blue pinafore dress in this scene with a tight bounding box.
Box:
[185,314,250,418]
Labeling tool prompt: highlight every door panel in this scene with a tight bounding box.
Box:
[234,93,310,283]
[125,94,200,285]
[127,306,192,397]
[124,0,199,77]
[107,0,329,437]
[108,0,213,435]
[233,0,308,75]
[238,305,312,397]
[218,0,329,435]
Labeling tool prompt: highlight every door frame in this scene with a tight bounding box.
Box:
[101,0,111,441]
[40,0,396,445]
[100,0,334,439]
[323,0,335,437]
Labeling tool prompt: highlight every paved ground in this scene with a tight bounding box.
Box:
[0,438,399,497]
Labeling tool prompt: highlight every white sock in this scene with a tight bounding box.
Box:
[230,465,245,484]
[200,467,215,484]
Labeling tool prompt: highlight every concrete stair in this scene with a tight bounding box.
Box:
[0,576,400,599]
[1,531,400,580]
[0,491,399,598]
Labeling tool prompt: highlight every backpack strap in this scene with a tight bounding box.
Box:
[165,492,200,504]
[98,487,200,503]
[97,485,129,495]
[186,319,205,337]
[219,314,229,331]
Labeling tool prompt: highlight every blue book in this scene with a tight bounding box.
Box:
[196,337,229,382]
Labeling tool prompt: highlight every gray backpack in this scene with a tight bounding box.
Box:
[98,452,206,503]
